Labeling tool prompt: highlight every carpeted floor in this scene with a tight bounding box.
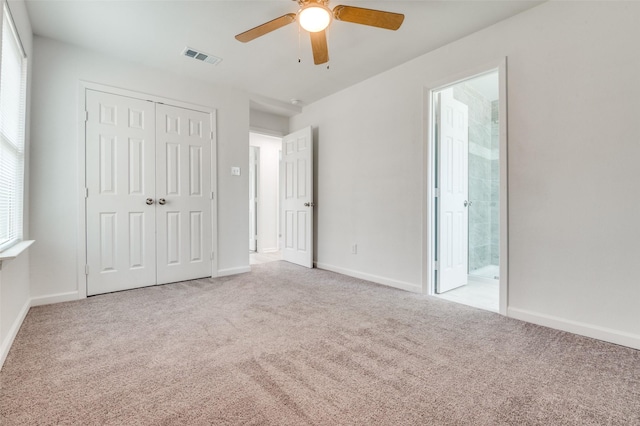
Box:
[1,261,639,425]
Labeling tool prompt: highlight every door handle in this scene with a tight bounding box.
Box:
[146,198,154,205]
[464,200,472,207]
[304,202,316,207]
[158,198,166,205]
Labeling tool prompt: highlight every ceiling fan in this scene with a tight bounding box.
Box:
[235,0,404,65]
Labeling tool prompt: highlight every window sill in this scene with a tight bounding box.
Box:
[0,240,34,270]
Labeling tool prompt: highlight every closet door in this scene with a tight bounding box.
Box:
[86,90,157,295]
[155,104,212,284]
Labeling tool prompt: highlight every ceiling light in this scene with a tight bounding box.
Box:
[298,4,332,33]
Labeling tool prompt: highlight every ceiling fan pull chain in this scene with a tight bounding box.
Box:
[298,22,302,63]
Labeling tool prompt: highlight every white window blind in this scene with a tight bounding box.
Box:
[0,4,27,251]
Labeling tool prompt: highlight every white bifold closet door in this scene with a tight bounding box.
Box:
[86,90,212,295]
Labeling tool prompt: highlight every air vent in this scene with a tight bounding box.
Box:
[181,47,222,66]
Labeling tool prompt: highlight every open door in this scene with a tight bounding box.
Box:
[282,126,314,268]
[436,89,469,293]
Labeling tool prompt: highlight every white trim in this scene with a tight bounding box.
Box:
[0,240,33,270]
[210,110,219,278]
[508,307,640,351]
[497,59,509,315]
[0,297,29,370]
[423,58,509,316]
[30,291,79,307]
[77,81,219,293]
[316,262,422,293]
[249,126,284,138]
[77,82,88,299]
[80,81,213,113]
[217,266,251,277]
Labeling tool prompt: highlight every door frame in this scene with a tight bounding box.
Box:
[76,81,218,298]
[423,58,509,315]
[249,145,260,252]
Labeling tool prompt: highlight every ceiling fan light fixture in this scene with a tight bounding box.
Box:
[298,4,332,33]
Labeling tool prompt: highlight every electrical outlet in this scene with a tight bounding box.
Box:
[231,167,241,176]
[351,244,357,254]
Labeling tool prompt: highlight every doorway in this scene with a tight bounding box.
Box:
[427,66,507,314]
[249,132,282,264]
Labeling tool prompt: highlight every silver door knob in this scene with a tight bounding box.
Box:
[304,202,315,207]
[158,198,166,205]
[464,200,473,207]
[146,198,154,205]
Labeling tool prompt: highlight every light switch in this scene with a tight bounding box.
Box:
[231,167,241,176]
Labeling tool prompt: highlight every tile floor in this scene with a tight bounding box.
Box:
[435,276,499,312]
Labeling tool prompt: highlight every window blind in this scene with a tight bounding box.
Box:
[0,4,27,251]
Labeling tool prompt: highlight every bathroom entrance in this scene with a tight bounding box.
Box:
[428,67,507,313]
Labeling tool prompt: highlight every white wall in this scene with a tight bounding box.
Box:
[250,109,289,136]
[0,0,33,368]
[250,133,281,253]
[291,2,640,348]
[29,36,251,302]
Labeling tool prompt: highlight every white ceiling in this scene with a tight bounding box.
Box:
[25,1,542,113]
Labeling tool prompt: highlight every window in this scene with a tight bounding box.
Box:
[0,3,27,251]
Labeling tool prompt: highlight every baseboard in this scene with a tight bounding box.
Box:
[260,248,279,254]
[30,291,79,307]
[315,262,422,293]
[508,307,640,350]
[0,298,30,370]
[217,266,251,277]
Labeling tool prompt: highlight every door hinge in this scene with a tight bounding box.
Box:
[85,265,89,275]
[434,188,440,198]
[84,110,88,122]
[85,187,89,198]
[210,131,214,140]
[211,192,215,200]
[433,261,439,270]
[210,252,215,260]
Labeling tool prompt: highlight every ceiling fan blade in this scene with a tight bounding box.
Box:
[235,13,297,43]
[333,5,404,30]
[310,30,329,65]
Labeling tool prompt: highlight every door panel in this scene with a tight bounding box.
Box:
[437,89,469,293]
[156,104,212,284]
[282,126,313,268]
[86,90,156,295]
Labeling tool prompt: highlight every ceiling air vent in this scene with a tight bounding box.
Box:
[182,47,222,66]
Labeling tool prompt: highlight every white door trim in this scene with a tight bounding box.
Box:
[423,58,509,315]
[77,81,218,299]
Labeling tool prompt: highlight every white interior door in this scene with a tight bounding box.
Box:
[437,89,469,293]
[249,146,258,252]
[86,90,157,295]
[282,126,313,268]
[156,103,212,285]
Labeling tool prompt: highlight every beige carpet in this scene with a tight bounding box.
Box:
[1,261,639,425]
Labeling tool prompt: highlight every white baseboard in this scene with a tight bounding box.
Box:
[0,298,30,370]
[217,266,251,277]
[315,262,422,293]
[260,248,279,254]
[508,307,640,350]
[30,291,79,307]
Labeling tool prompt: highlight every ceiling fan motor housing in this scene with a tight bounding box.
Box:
[298,4,333,33]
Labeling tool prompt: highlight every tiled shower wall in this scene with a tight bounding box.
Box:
[452,84,499,274]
